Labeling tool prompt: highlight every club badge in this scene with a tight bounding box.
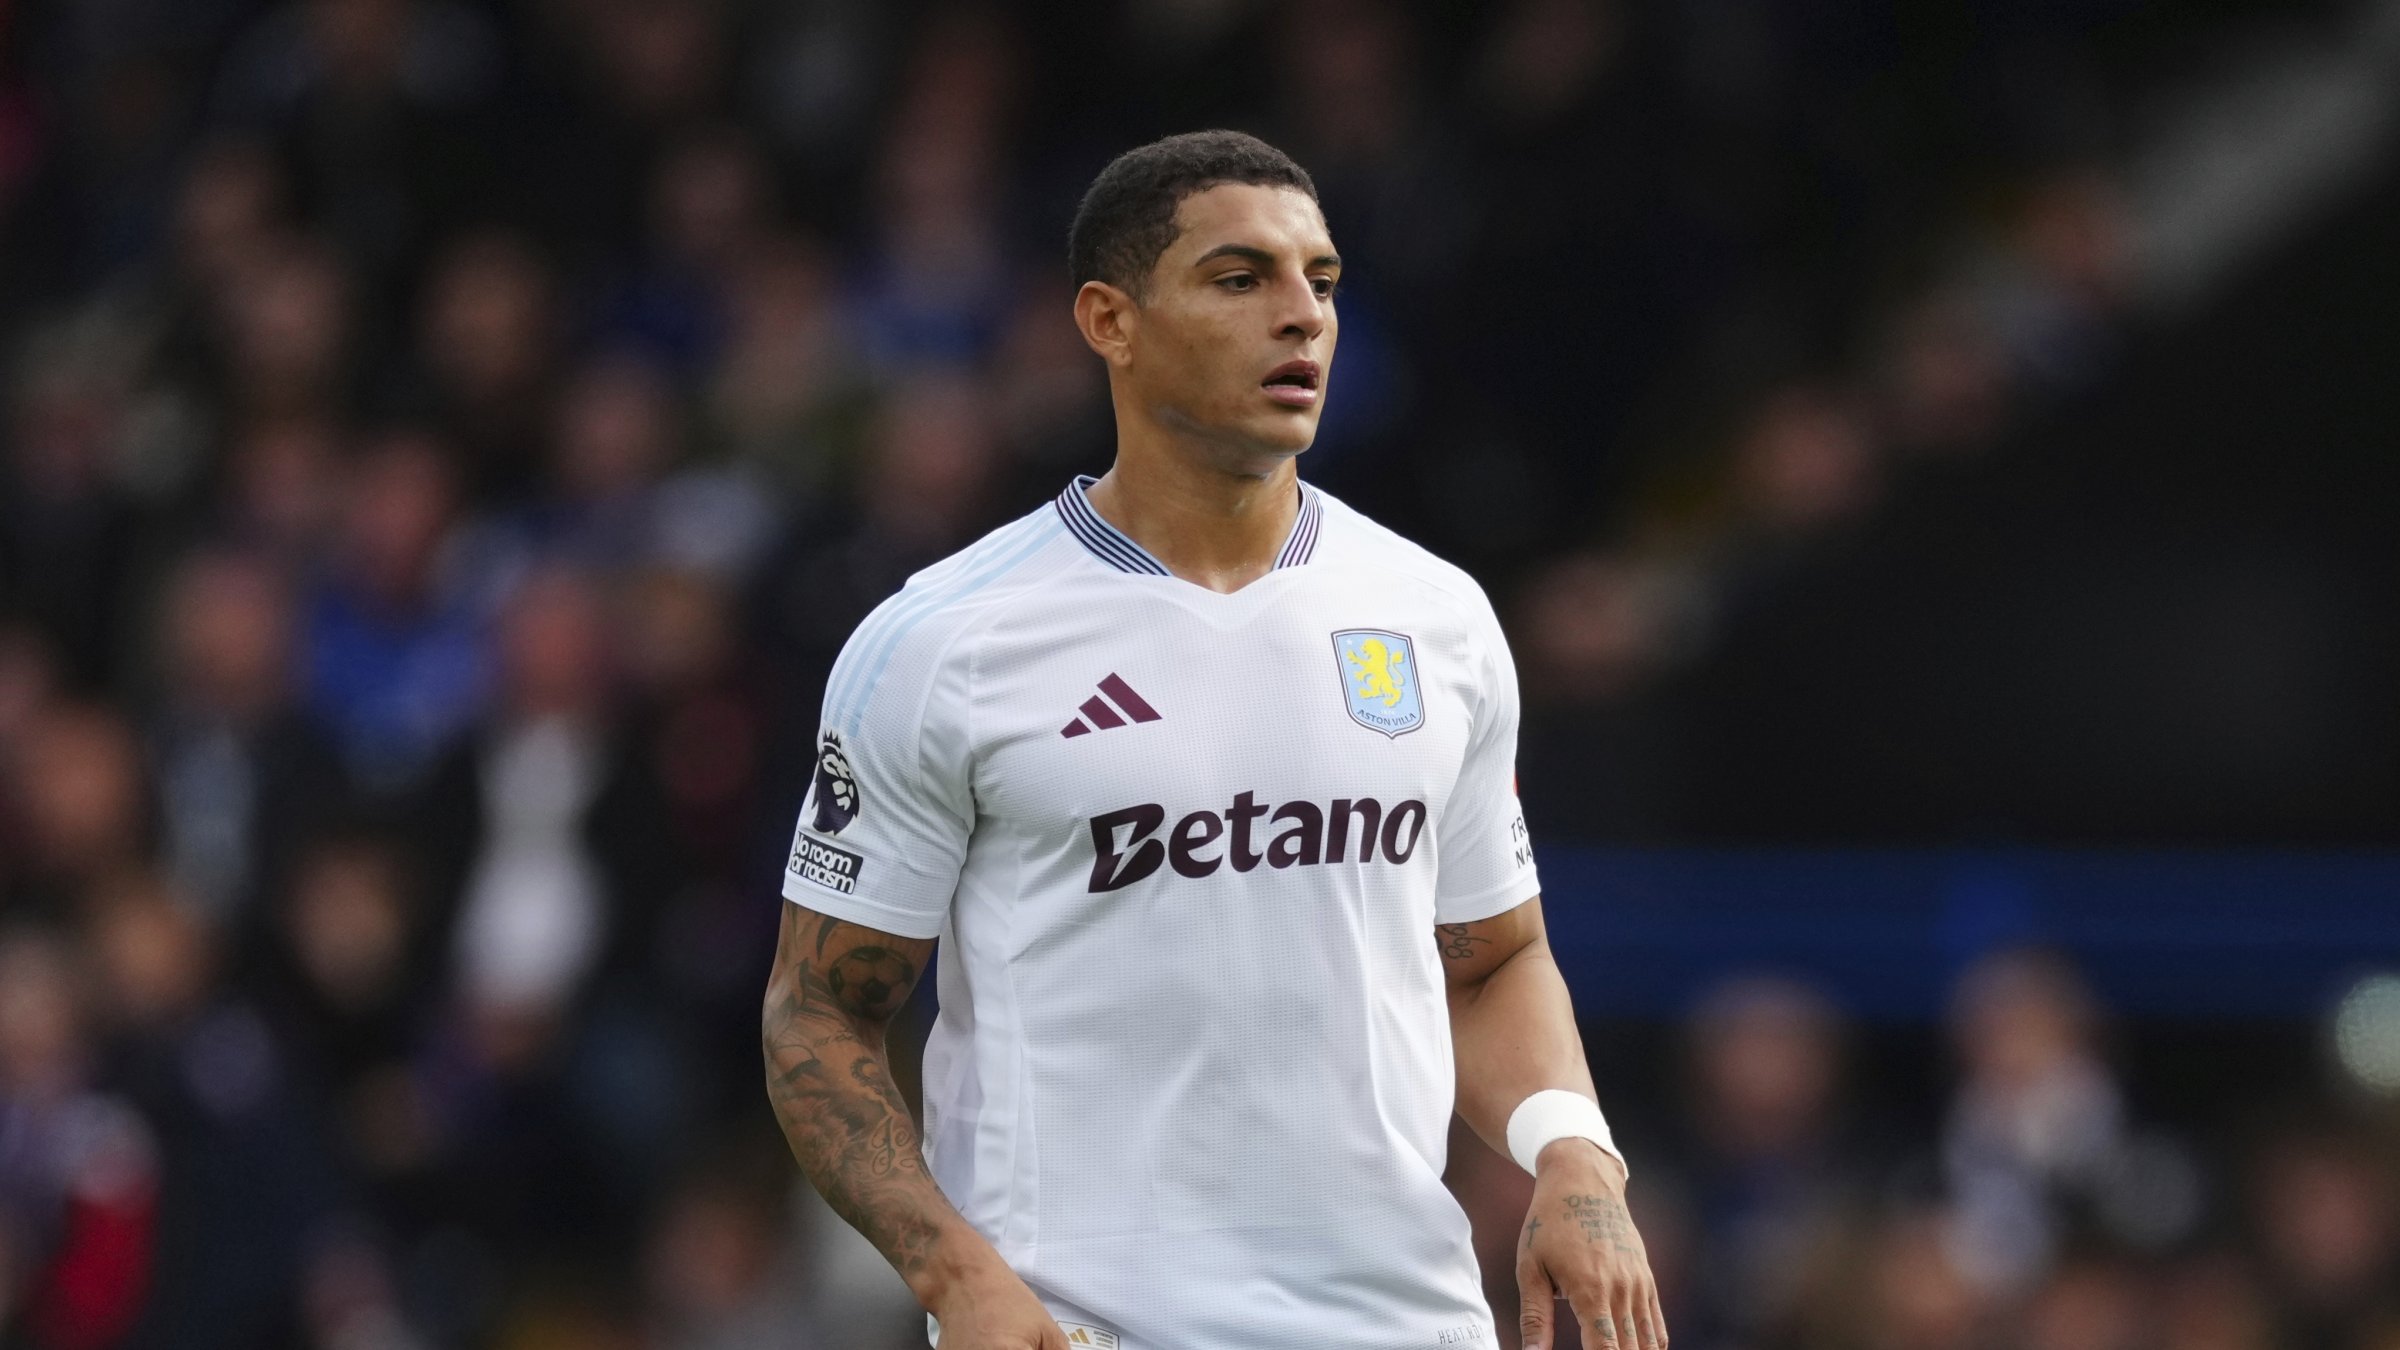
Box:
[1331,629,1425,739]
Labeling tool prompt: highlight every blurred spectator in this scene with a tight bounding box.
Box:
[847,14,1020,375]
[1848,1210,1991,1350]
[258,834,426,1111]
[413,565,684,1262]
[1274,0,1466,290]
[531,346,774,581]
[706,234,870,499]
[213,415,345,561]
[2020,1258,2147,1350]
[301,429,492,799]
[642,1152,812,1350]
[1941,949,2199,1295]
[1729,385,1880,537]
[1874,292,2011,457]
[593,127,773,379]
[168,137,288,306]
[986,283,1111,486]
[758,373,1002,687]
[576,0,731,131]
[218,232,354,424]
[294,1220,427,1350]
[82,872,335,1350]
[430,567,627,1047]
[147,546,345,932]
[407,228,559,503]
[538,349,680,560]
[1516,552,1682,707]
[0,352,145,689]
[0,626,62,761]
[613,567,774,1061]
[0,928,158,1350]
[2159,1252,2279,1350]
[2249,1125,2400,1350]
[211,0,503,286]
[1979,171,2133,395]
[1672,977,1871,1350]
[3,703,151,921]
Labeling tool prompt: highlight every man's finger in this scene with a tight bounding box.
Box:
[1618,1283,1646,1350]
[1517,1253,1557,1350]
[1647,1284,1671,1350]
[1589,1307,1620,1349]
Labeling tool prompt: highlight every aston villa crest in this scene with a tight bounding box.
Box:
[1331,629,1425,738]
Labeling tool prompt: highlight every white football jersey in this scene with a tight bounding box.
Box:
[784,476,1540,1350]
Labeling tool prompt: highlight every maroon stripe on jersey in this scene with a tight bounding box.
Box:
[1097,674,1161,722]
[1275,487,1322,569]
[1078,696,1127,730]
[1061,719,1092,738]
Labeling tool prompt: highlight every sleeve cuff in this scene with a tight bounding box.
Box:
[1432,867,1542,925]
[779,878,949,940]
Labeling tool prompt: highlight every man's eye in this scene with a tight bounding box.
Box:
[1217,274,1256,291]
[1312,277,1339,298]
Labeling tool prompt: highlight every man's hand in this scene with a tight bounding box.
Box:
[1515,1140,1667,1350]
[927,1257,1070,1350]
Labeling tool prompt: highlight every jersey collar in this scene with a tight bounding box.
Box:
[1055,475,1323,575]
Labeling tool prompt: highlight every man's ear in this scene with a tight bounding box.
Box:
[1073,279,1139,369]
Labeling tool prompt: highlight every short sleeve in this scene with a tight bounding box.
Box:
[780,593,976,940]
[1432,599,1540,924]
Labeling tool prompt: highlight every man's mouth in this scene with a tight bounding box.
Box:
[1262,360,1321,408]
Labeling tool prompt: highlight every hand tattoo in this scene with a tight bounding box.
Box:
[1564,1192,1639,1258]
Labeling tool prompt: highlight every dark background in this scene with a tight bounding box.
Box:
[0,1,2396,1348]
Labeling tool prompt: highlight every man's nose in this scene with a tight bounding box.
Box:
[1272,273,1329,341]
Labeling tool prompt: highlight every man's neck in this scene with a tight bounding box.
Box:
[1084,445,1301,595]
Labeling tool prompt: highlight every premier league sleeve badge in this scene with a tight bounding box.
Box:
[805,730,861,834]
[1331,629,1426,739]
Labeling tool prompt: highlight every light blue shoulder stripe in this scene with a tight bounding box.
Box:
[821,513,1049,721]
[828,513,1066,738]
[823,513,1052,726]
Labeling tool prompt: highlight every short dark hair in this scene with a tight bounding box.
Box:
[1068,130,1319,298]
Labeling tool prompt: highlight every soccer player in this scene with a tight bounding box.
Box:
[763,130,1664,1350]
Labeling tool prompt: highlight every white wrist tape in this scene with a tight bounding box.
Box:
[1505,1089,1626,1177]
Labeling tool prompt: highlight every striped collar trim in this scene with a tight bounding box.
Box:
[1054,476,1323,575]
[1277,484,1324,569]
[1054,476,1169,575]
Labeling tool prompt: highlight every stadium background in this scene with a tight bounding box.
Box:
[2,0,2398,1346]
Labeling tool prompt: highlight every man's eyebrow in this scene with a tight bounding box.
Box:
[1191,244,1274,268]
[1190,244,1344,270]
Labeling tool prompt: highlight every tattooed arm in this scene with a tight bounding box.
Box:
[1441,898,1667,1350]
[763,902,1065,1350]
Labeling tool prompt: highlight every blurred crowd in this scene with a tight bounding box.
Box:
[1456,951,2400,1350]
[0,0,2389,1347]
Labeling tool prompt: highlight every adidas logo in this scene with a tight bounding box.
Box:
[1060,673,1161,738]
[1060,1326,1118,1348]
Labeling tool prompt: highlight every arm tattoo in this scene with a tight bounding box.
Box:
[764,905,946,1277]
[1564,1192,1640,1258]
[1436,923,1492,962]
